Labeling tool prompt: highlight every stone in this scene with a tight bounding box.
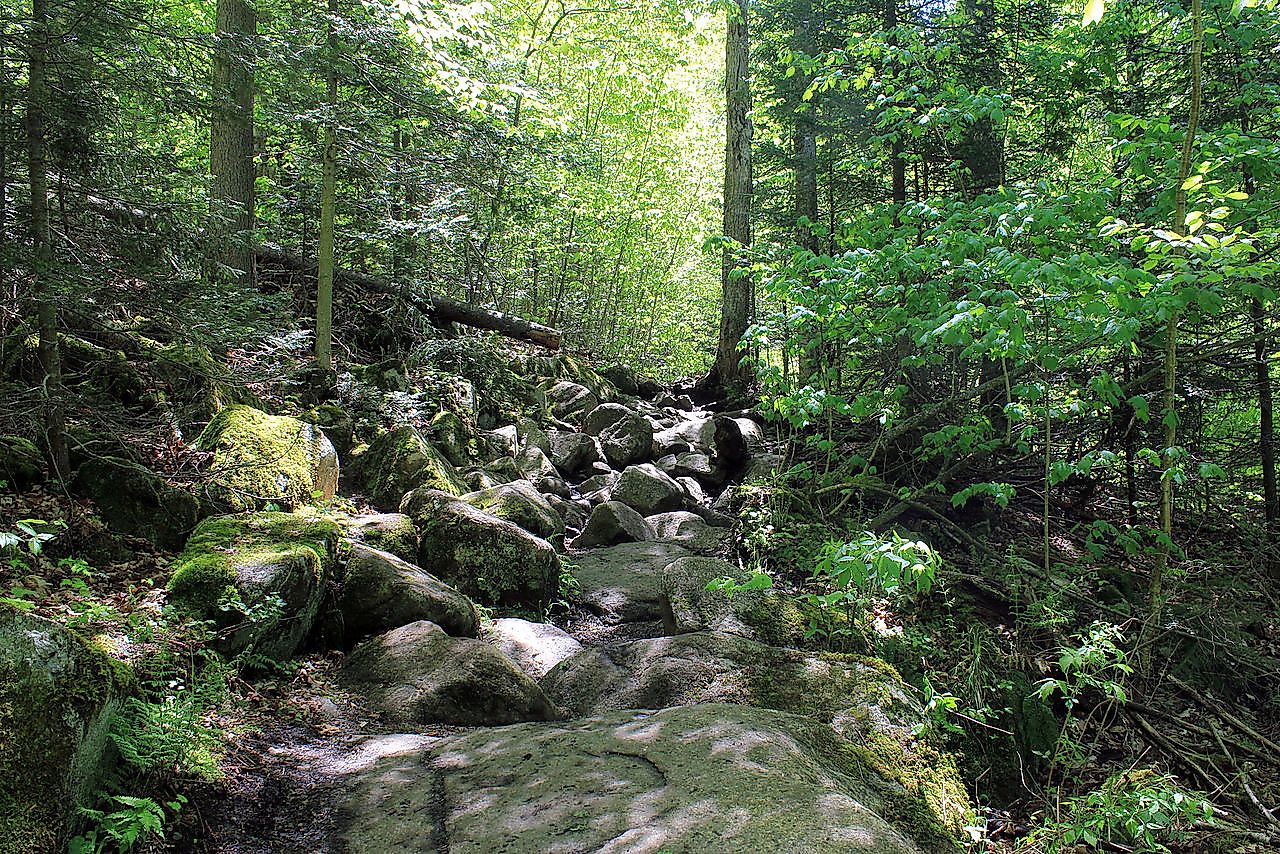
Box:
[337,703,957,853]
[652,417,716,458]
[580,402,635,437]
[546,380,598,422]
[361,426,468,507]
[514,417,551,455]
[514,446,556,482]
[338,513,418,563]
[429,411,474,468]
[536,474,571,499]
[597,364,640,396]
[335,544,478,642]
[576,472,617,502]
[612,463,683,515]
[595,411,654,468]
[545,494,590,532]
[0,611,121,854]
[547,430,605,479]
[571,540,691,626]
[196,405,339,512]
[463,479,563,540]
[0,435,44,490]
[339,621,557,726]
[76,456,199,549]
[482,618,582,679]
[304,404,356,458]
[401,489,560,611]
[482,455,522,483]
[645,511,729,556]
[570,500,654,549]
[167,511,341,660]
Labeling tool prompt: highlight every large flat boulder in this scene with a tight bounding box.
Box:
[196,405,339,512]
[571,540,691,626]
[167,512,341,661]
[338,513,418,564]
[340,620,557,726]
[483,617,583,679]
[646,511,729,556]
[336,704,959,853]
[612,463,683,515]
[402,489,560,611]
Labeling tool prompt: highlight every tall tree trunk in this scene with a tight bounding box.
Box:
[28,0,67,478]
[1140,0,1203,676]
[211,0,256,286]
[713,0,754,390]
[792,0,817,252]
[315,0,338,375]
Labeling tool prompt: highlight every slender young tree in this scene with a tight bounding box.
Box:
[211,0,256,286]
[315,0,338,375]
[713,0,755,390]
[27,0,67,478]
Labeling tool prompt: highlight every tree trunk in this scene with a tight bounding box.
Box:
[1140,0,1203,676]
[27,0,68,478]
[713,0,754,390]
[956,0,1003,196]
[1253,297,1277,560]
[886,0,906,213]
[315,0,338,374]
[211,0,256,286]
[792,0,817,253]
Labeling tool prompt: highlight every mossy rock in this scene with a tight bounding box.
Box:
[401,488,559,611]
[76,456,199,549]
[0,436,44,491]
[462,480,563,540]
[196,405,339,513]
[338,513,419,564]
[430,410,474,468]
[351,358,411,393]
[305,404,356,458]
[167,512,341,661]
[0,610,121,853]
[361,426,467,508]
[141,339,256,431]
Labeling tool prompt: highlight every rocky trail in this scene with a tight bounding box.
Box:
[175,362,969,854]
[2,354,970,854]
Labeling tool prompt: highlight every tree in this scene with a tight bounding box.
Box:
[315,0,339,375]
[713,0,754,392]
[211,0,256,286]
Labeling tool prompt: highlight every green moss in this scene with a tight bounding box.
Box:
[166,512,341,661]
[0,435,43,490]
[197,405,337,512]
[362,426,466,508]
[0,612,121,853]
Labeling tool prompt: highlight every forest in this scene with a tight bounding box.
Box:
[1,0,1280,849]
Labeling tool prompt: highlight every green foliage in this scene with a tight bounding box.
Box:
[1023,771,1214,853]
[813,531,940,600]
[109,663,229,782]
[72,794,187,854]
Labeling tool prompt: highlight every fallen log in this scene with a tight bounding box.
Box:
[256,247,561,351]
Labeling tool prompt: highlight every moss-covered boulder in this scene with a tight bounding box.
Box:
[361,426,467,508]
[542,632,971,847]
[304,404,356,458]
[401,488,560,611]
[0,436,44,490]
[339,620,557,726]
[462,480,563,540]
[333,544,478,643]
[196,406,339,512]
[76,457,199,549]
[0,611,121,853]
[430,410,474,468]
[338,512,418,563]
[167,512,341,661]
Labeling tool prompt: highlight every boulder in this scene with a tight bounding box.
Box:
[547,431,604,479]
[570,500,653,549]
[304,404,355,458]
[612,463,683,515]
[482,455,522,484]
[482,618,583,679]
[597,364,640,396]
[76,456,199,549]
[401,489,560,611]
[335,544,478,642]
[483,425,519,460]
[429,411,474,468]
[0,435,44,490]
[571,540,691,626]
[580,402,635,437]
[337,703,958,853]
[575,471,617,502]
[595,412,653,468]
[361,426,467,507]
[167,511,341,660]
[535,474,572,498]
[338,513,418,563]
[645,511,729,556]
[340,621,557,726]
[514,417,551,455]
[545,494,590,532]
[546,380,597,422]
[514,446,556,482]
[462,480,563,540]
[0,612,121,854]
[196,405,339,512]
